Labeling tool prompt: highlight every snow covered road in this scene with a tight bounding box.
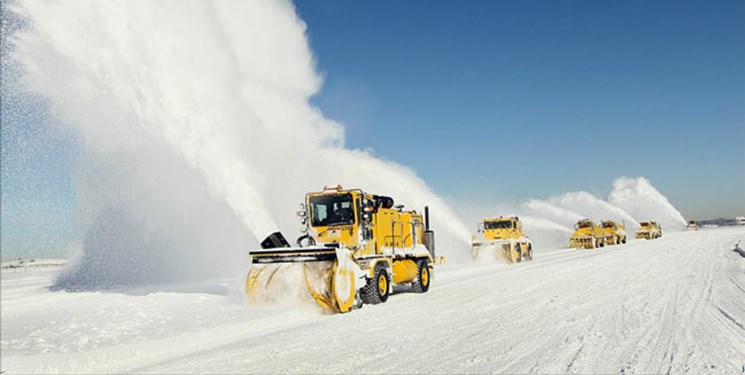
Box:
[3,227,744,374]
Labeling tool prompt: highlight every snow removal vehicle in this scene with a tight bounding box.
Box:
[600,220,627,245]
[687,220,698,231]
[246,185,441,313]
[569,219,605,249]
[635,221,662,239]
[471,216,533,263]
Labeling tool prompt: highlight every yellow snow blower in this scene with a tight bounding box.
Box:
[471,216,533,264]
[600,220,627,245]
[635,221,662,239]
[569,219,605,249]
[246,185,442,313]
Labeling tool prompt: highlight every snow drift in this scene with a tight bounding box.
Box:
[8,0,470,289]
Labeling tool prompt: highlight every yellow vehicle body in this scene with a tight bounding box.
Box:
[600,220,627,245]
[687,220,698,231]
[569,219,605,249]
[471,216,533,263]
[636,221,662,239]
[246,186,440,314]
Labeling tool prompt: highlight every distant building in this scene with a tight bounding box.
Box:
[697,216,745,227]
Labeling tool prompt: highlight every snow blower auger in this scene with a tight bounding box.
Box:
[247,233,362,313]
[471,216,533,264]
[246,185,443,314]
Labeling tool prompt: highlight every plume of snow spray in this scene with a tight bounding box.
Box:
[519,215,573,251]
[522,199,584,230]
[514,177,685,249]
[8,0,470,288]
[548,191,639,228]
[608,177,687,230]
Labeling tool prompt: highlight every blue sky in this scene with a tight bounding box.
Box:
[1,0,743,260]
[296,0,744,215]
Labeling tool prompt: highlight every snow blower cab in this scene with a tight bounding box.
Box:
[471,216,533,263]
[246,185,440,313]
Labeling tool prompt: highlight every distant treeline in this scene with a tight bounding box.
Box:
[697,217,745,227]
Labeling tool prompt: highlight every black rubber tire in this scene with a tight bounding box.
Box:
[524,244,534,261]
[599,239,605,248]
[622,236,627,244]
[355,293,363,309]
[412,259,431,293]
[361,264,389,304]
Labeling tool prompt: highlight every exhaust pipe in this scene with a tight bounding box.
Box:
[423,206,436,257]
[261,231,291,249]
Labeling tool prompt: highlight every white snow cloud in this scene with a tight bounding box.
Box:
[499,177,687,249]
[10,0,470,288]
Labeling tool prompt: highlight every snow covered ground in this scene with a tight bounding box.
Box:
[2,227,744,374]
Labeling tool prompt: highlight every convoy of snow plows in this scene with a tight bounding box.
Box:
[245,185,665,313]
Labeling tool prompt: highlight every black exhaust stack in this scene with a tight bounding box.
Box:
[261,231,291,249]
[423,206,436,257]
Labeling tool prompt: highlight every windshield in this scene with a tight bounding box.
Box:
[309,194,355,227]
[577,221,593,229]
[602,222,615,228]
[484,220,513,230]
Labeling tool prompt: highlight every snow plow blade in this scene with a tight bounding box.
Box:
[471,217,533,264]
[246,232,361,314]
[471,240,527,264]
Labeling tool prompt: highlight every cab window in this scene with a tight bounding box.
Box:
[484,221,513,230]
[309,194,355,226]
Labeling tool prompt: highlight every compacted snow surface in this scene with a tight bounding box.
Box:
[2,227,744,374]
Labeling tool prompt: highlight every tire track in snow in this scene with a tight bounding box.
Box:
[3,228,745,374]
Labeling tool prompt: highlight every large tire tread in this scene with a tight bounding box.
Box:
[361,264,388,305]
[412,259,431,293]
